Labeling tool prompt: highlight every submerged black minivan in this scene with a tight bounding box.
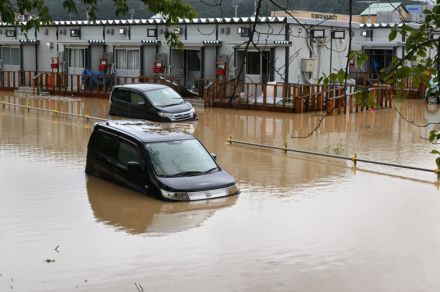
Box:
[109,84,197,122]
[85,120,239,201]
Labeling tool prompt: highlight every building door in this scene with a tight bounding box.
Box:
[364,49,394,80]
[243,50,272,84]
[67,48,86,75]
[184,49,201,91]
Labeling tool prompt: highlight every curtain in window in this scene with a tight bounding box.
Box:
[68,48,85,68]
[116,49,139,70]
[1,47,20,66]
[127,50,139,70]
[116,50,127,70]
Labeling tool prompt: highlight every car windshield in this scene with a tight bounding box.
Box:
[145,139,218,177]
[145,87,184,107]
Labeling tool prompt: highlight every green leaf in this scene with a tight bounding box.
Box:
[389,29,397,41]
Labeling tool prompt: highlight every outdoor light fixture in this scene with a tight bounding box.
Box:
[70,29,81,37]
[311,29,325,38]
[238,27,250,37]
[173,27,183,35]
[331,30,345,39]
[5,30,16,37]
[361,29,373,38]
[147,29,157,37]
[430,33,440,40]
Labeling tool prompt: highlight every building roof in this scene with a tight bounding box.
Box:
[360,2,403,16]
[0,16,355,28]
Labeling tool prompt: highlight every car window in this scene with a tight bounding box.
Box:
[130,91,145,106]
[113,88,130,103]
[118,140,140,164]
[95,132,118,160]
[145,139,217,177]
[145,87,184,107]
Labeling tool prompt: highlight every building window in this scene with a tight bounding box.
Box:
[147,29,157,37]
[116,49,140,70]
[0,47,20,66]
[68,48,86,68]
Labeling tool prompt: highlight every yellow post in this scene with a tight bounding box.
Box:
[282,142,288,153]
[352,153,357,167]
[226,135,232,144]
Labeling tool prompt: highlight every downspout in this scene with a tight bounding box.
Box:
[140,45,144,76]
[201,46,205,96]
[19,43,24,86]
[87,44,91,69]
[330,27,333,75]
[35,44,39,74]
[35,29,39,74]
[284,23,289,84]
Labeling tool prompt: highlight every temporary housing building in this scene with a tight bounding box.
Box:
[0,16,355,95]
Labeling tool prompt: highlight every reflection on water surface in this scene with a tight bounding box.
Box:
[1,95,440,292]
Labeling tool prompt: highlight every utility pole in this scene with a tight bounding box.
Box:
[232,3,239,18]
[129,8,135,20]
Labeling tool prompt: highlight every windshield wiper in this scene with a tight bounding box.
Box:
[168,171,204,177]
[161,100,184,107]
[203,167,218,174]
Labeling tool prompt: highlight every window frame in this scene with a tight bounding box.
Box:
[115,48,140,71]
[67,48,86,69]
[0,47,20,66]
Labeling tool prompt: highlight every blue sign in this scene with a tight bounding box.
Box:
[406,5,423,15]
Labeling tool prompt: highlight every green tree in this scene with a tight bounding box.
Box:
[386,2,440,167]
[0,0,196,47]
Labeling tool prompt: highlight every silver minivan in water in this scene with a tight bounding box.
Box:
[109,84,197,122]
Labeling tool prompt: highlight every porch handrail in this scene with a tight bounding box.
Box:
[32,72,43,80]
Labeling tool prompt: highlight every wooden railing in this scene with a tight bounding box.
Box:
[204,80,394,114]
[350,71,426,99]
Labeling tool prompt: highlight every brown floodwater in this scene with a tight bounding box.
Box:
[1,93,440,291]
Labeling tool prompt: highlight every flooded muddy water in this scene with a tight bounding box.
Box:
[1,94,440,291]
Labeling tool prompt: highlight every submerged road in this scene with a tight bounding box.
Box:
[1,95,440,291]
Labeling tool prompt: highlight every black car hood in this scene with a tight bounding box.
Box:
[155,101,193,114]
[155,170,236,192]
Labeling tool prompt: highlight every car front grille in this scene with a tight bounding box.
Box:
[172,112,192,121]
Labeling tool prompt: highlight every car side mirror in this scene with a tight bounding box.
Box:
[210,153,217,160]
[127,161,141,174]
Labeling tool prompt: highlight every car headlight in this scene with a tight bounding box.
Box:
[189,107,195,114]
[158,111,172,118]
[160,189,190,201]
[158,112,175,121]
[228,184,240,196]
